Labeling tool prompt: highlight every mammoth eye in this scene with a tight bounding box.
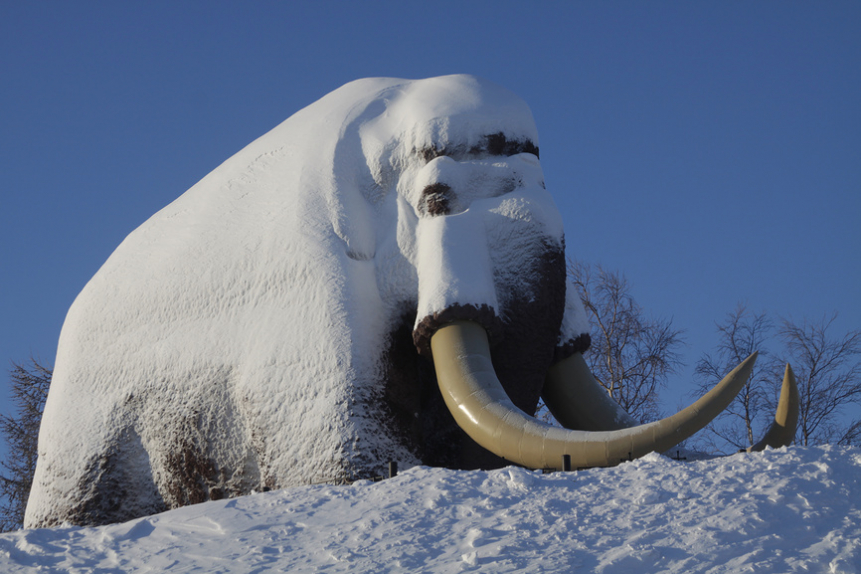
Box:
[421,183,452,216]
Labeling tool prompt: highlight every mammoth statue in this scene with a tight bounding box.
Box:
[26,75,798,528]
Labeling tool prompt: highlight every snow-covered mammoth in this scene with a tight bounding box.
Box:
[26,76,798,528]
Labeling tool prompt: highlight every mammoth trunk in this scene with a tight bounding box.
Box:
[384,207,568,469]
[413,210,501,356]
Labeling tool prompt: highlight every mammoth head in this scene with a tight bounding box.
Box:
[343,76,797,469]
[337,77,586,468]
[342,75,572,354]
[315,75,797,469]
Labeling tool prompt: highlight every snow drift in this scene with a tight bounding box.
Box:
[5,447,860,573]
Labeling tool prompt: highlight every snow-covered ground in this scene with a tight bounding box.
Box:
[1,446,858,573]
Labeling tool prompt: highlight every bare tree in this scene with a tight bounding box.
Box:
[690,305,778,453]
[566,260,685,423]
[778,314,861,446]
[0,359,51,532]
[837,420,861,447]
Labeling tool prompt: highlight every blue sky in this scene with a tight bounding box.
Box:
[2,2,859,420]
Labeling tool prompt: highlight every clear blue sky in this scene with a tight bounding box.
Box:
[2,2,859,420]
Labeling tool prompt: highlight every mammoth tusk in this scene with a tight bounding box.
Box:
[542,352,639,431]
[430,320,757,469]
[747,363,799,452]
[546,349,800,454]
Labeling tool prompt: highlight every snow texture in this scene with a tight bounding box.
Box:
[26,75,591,527]
[5,447,860,573]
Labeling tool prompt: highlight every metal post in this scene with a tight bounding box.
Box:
[388,461,398,478]
[562,454,571,472]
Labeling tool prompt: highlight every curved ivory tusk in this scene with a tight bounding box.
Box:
[748,363,799,452]
[542,352,639,431]
[430,320,757,469]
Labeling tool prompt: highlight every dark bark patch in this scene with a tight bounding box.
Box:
[164,434,218,507]
[416,133,538,164]
[61,428,166,527]
[412,303,504,359]
[420,182,452,216]
[160,409,250,509]
[420,145,451,162]
[554,333,592,363]
[484,132,539,158]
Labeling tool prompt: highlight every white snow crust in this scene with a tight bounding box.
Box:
[27,75,591,527]
[5,447,859,573]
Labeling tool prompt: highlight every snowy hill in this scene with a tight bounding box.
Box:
[1,446,858,573]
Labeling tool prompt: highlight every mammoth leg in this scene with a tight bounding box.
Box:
[27,426,165,528]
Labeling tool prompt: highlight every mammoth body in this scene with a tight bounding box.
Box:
[29,75,797,529]
[26,76,591,527]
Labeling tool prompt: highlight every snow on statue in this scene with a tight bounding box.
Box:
[26,76,798,528]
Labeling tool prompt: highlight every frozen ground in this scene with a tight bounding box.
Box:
[1,446,859,573]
